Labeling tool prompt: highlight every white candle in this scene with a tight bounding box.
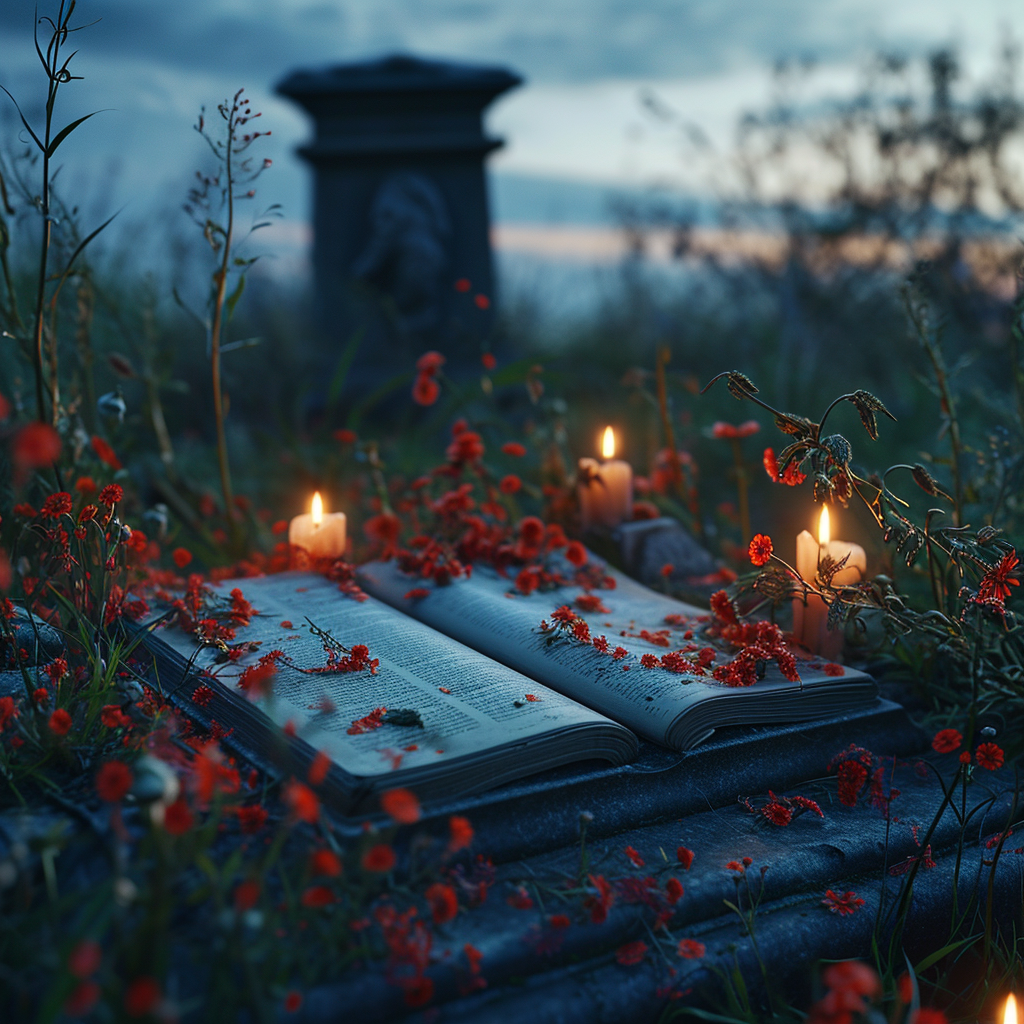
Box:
[579,427,633,531]
[793,506,866,658]
[289,491,347,560]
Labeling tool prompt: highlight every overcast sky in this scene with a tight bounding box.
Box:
[3,0,1024,251]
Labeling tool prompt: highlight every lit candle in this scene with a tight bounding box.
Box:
[579,426,633,531]
[288,491,347,560]
[1004,993,1018,1024]
[793,506,866,658]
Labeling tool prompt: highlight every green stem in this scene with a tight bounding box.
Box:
[210,106,237,530]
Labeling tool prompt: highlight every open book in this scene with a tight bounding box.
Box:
[144,558,876,812]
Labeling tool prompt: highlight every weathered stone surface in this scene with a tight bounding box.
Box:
[352,699,924,865]
[293,755,1021,1023]
[1,614,64,667]
[616,517,720,593]
[0,671,32,698]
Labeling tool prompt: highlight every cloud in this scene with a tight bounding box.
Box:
[0,0,912,88]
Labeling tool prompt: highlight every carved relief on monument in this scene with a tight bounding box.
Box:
[351,172,452,338]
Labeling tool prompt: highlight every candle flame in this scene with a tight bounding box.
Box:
[311,491,323,527]
[1005,994,1018,1024]
[818,505,831,546]
[602,426,616,460]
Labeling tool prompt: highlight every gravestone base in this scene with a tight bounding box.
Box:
[297,748,1020,1024]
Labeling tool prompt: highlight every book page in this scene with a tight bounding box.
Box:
[150,574,636,784]
[358,559,876,747]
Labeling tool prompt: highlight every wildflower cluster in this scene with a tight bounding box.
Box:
[705,590,800,686]
[742,789,824,827]
[828,744,901,815]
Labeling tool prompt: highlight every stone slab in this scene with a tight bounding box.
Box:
[291,754,1022,1023]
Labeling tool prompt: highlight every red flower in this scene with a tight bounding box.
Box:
[676,846,695,870]
[123,977,161,1016]
[500,473,521,494]
[464,942,483,974]
[96,761,133,802]
[836,759,868,807]
[41,492,73,518]
[48,708,73,736]
[481,352,496,370]
[172,547,193,569]
[821,889,865,915]
[334,428,357,444]
[502,442,527,457]
[90,435,122,470]
[931,728,962,753]
[191,685,214,708]
[584,874,615,923]
[163,798,194,835]
[234,879,261,911]
[639,654,659,668]
[822,960,880,997]
[712,420,760,439]
[236,804,269,834]
[68,940,102,979]
[748,533,773,566]
[565,541,588,567]
[709,589,737,625]
[822,662,845,677]
[959,751,972,764]
[416,350,446,374]
[283,990,303,1014]
[474,293,490,310]
[0,696,17,730]
[308,750,331,786]
[412,372,441,406]
[455,277,471,292]
[763,447,780,481]
[974,742,1004,771]
[381,787,422,824]
[13,422,61,469]
[65,981,101,1017]
[616,940,648,966]
[310,849,342,877]
[301,885,335,907]
[448,815,474,852]
[978,551,1020,603]
[762,801,793,826]
[100,704,132,729]
[518,516,545,552]
[284,780,320,824]
[624,845,645,868]
[98,484,123,506]
[677,938,705,959]
[446,429,485,464]
[364,511,402,556]
[507,886,534,910]
[403,976,434,1009]
[426,882,459,924]
[665,877,684,904]
[361,843,396,873]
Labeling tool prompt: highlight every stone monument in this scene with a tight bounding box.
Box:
[276,55,522,403]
